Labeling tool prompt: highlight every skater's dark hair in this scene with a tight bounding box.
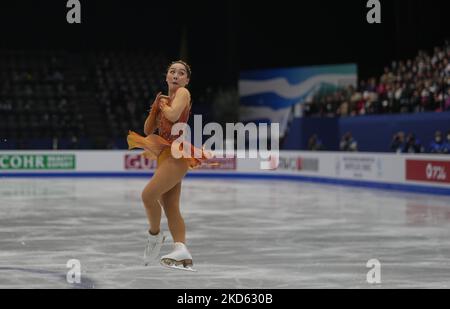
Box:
[167,60,191,79]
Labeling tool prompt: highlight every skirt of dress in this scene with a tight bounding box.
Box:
[127,130,215,169]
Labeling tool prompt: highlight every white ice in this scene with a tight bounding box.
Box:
[0,177,450,288]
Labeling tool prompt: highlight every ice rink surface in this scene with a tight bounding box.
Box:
[0,177,449,289]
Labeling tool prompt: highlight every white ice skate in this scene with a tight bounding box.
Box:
[143,231,165,266]
[160,242,196,272]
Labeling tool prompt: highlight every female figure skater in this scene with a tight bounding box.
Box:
[127,60,210,271]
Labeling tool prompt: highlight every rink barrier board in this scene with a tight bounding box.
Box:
[1,151,449,196]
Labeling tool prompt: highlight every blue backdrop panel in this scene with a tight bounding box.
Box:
[283,118,339,151]
[340,113,450,152]
[283,112,450,152]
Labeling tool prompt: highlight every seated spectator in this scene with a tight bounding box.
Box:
[307,134,325,151]
[340,132,358,152]
[403,133,424,154]
[429,131,446,154]
[443,130,450,154]
[390,131,405,153]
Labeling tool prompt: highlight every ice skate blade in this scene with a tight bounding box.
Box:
[160,259,197,272]
[160,263,197,272]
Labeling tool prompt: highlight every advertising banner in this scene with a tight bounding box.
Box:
[0,154,75,170]
[0,150,448,194]
[406,160,450,184]
[335,155,382,179]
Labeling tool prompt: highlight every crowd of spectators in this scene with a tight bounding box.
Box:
[304,41,450,117]
[390,130,450,154]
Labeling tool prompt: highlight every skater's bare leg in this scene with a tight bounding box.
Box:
[162,182,186,244]
[141,156,189,234]
[142,199,161,235]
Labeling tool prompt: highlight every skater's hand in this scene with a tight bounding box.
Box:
[159,97,170,112]
[149,92,162,112]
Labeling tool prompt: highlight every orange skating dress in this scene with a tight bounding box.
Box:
[127,92,213,169]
